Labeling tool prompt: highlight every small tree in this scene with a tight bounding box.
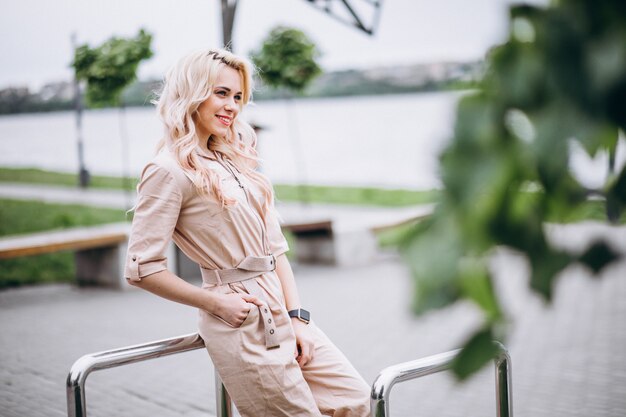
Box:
[403,0,625,380]
[252,26,322,93]
[73,29,153,107]
[72,29,153,202]
[251,26,322,202]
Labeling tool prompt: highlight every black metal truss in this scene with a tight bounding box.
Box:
[303,0,384,35]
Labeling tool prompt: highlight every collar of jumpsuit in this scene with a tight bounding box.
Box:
[194,141,218,160]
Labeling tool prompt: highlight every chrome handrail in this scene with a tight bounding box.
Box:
[370,342,513,417]
[66,332,232,417]
[67,334,511,417]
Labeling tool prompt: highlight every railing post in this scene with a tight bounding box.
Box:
[494,342,513,417]
[215,371,233,417]
[370,343,512,417]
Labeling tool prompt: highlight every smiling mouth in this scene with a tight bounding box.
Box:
[216,115,232,125]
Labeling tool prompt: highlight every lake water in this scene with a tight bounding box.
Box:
[0,91,623,190]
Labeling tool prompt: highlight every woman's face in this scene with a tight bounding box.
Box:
[195,66,243,140]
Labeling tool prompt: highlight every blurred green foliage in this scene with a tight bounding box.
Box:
[251,26,322,93]
[403,0,626,379]
[0,199,128,288]
[72,29,153,107]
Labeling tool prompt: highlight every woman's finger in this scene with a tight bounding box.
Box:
[241,293,263,307]
[298,341,312,367]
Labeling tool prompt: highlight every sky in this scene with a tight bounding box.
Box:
[0,0,548,89]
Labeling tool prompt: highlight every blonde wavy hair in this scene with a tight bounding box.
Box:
[155,49,274,210]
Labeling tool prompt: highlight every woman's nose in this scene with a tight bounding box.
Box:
[225,97,237,112]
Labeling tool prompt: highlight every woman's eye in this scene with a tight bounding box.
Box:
[216,91,226,96]
[234,94,242,101]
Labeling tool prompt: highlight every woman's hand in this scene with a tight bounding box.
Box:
[292,319,315,367]
[213,292,263,327]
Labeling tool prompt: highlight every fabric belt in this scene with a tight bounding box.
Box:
[200,255,279,349]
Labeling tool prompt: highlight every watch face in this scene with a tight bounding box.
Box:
[300,309,310,322]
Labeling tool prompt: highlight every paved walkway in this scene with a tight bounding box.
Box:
[1,184,626,416]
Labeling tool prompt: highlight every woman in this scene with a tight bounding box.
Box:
[124,49,371,416]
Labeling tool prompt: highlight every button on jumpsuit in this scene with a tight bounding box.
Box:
[124,145,371,416]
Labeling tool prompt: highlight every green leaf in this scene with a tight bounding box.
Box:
[451,327,501,380]
[401,212,462,314]
[529,249,572,300]
[458,259,503,321]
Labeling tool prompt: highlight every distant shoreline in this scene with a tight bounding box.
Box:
[0,60,482,115]
[0,87,473,118]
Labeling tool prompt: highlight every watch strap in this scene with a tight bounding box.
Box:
[288,308,311,324]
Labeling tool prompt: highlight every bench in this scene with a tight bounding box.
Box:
[281,219,337,264]
[0,222,142,289]
[0,205,434,287]
[280,204,434,266]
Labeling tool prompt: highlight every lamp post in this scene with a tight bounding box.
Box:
[221,0,238,49]
[71,33,90,188]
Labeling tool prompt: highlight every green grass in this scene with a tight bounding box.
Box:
[0,167,438,206]
[0,199,129,288]
[0,167,138,190]
[274,184,437,206]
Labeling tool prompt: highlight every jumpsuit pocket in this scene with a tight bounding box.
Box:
[238,304,257,328]
[203,283,258,329]
[210,306,256,329]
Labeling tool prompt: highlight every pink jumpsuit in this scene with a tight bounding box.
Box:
[124,144,371,416]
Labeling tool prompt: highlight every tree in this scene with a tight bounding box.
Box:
[71,29,153,200]
[73,29,153,108]
[251,26,322,202]
[252,26,322,92]
[403,0,626,379]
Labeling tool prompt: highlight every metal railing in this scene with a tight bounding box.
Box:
[370,342,513,417]
[67,334,511,417]
[66,332,232,417]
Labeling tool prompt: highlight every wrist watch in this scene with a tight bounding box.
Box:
[288,308,311,324]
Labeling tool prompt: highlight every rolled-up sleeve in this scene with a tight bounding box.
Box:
[125,162,182,281]
[265,206,290,258]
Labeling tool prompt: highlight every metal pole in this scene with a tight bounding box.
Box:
[221,0,238,50]
[370,344,512,417]
[494,342,513,417]
[118,102,133,210]
[66,333,208,417]
[71,32,90,188]
[215,371,233,417]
